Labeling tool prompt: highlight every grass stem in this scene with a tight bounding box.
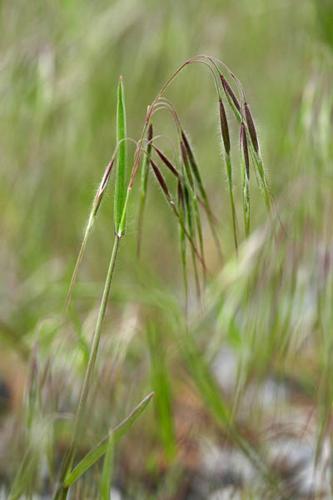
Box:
[54,235,121,499]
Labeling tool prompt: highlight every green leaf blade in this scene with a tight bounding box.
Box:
[64,392,154,487]
[114,76,127,236]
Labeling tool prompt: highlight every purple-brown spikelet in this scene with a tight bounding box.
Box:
[220,74,241,113]
[181,131,194,161]
[150,159,171,199]
[219,98,231,155]
[153,146,179,177]
[244,102,259,153]
[240,123,250,180]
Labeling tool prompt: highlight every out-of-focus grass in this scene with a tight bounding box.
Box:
[1,0,333,498]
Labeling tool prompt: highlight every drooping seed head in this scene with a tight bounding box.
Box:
[244,102,259,153]
[219,98,230,155]
[240,123,250,180]
[220,74,241,113]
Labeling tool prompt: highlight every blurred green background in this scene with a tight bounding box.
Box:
[1,0,333,497]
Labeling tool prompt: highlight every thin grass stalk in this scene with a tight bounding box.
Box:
[193,197,206,284]
[54,235,121,500]
[184,184,201,298]
[240,123,250,236]
[250,147,272,212]
[137,124,153,256]
[147,323,176,461]
[181,139,206,284]
[64,393,154,487]
[180,142,203,294]
[177,181,189,312]
[100,434,114,500]
[219,98,238,251]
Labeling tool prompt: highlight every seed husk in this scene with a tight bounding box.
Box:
[150,159,171,199]
[244,102,259,153]
[219,98,231,155]
[220,74,241,114]
[153,146,179,177]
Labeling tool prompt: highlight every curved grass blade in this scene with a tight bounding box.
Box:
[114,76,127,236]
[137,124,153,256]
[64,392,154,487]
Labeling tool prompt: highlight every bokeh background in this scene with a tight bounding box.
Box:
[1,0,333,498]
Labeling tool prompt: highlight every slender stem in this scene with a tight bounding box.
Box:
[54,235,121,499]
[225,155,238,253]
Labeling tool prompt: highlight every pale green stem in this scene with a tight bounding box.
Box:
[54,235,121,499]
[225,155,238,252]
